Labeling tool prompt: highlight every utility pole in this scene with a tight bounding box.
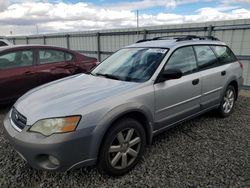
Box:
[36,24,39,34]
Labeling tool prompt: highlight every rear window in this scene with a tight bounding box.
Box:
[211,46,237,64]
[39,50,64,64]
[193,46,218,69]
[39,50,74,64]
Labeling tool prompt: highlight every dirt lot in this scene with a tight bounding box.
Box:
[0,93,249,188]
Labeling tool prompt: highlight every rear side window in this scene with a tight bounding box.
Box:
[193,46,217,69]
[39,50,65,64]
[39,50,74,64]
[0,50,33,69]
[165,46,197,75]
[211,46,237,64]
[65,52,73,61]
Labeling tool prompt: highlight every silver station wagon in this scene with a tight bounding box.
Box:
[4,35,243,176]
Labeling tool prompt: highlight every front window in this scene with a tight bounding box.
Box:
[91,48,168,82]
[164,46,197,75]
[0,50,33,69]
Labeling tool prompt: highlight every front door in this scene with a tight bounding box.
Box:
[154,46,202,131]
[0,49,36,103]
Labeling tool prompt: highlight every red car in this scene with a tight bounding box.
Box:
[0,45,97,104]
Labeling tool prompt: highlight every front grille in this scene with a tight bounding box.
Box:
[11,108,27,130]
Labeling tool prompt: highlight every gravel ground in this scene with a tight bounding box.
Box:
[0,96,249,188]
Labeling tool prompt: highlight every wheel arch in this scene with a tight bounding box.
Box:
[220,76,239,102]
[228,80,238,100]
[91,106,154,163]
[104,110,153,145]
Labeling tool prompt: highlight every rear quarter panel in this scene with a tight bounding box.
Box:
[75,53,97,72]
[221,61,243,99]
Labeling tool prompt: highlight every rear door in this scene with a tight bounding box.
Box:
[154,46,202,131]
[36,48,79,86]
[0,49,36,102]
[193,45,227,109]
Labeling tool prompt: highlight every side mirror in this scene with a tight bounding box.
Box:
[158,69,183,82]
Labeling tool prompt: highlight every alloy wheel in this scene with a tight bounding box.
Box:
[223,88,235,114]
[108,128,141,170]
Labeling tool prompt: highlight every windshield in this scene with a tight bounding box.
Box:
[91,48,168,82]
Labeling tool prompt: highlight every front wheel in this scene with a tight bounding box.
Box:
[97,118,146,176]
[218,85,236,117]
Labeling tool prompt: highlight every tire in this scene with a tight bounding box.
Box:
[97,118,146,176]
[218,85,236,117]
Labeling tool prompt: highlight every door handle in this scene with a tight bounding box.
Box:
[221,71,226,76]
[51,67,57,71]
[192,79,199,85]
[24,71,33,75]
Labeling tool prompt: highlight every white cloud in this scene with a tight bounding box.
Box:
[223,0,250,3]
[0,1,250,36]
[0,0,10,11]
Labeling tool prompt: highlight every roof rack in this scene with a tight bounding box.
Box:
[175,35,219,41]
[136,39,151,43]
[136,35,220,43]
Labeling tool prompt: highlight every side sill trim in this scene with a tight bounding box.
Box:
[153,104,219,135]
[203,87,223,96]
[156,95,202,113]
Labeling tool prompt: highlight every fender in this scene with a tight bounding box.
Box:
[88,102,154,159]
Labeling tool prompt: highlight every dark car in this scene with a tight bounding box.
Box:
[0,45,97,103]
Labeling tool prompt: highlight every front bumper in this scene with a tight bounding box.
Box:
[3,113,97,171]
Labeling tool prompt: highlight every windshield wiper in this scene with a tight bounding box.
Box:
[95,73,121,80]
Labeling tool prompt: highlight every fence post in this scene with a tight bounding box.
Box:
[208,25,214,36]
[43,36,46,45]
[26,37,29,44]
[143,29,147,40]
[97,32,101,62]
[66,34,70,49]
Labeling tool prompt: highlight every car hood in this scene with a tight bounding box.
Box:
[15,74,140,124]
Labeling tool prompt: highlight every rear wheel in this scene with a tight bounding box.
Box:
[97,118,146,176]
[218,85,236,117]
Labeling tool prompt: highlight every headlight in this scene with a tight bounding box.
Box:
[29,116,81,136]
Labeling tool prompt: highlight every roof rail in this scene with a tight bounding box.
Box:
[152,35,196,40]
[136,35,220,43]
[175,35,219,41]
[136,39,152,43]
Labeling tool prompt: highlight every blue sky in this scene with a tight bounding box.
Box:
[0,0,250,35]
